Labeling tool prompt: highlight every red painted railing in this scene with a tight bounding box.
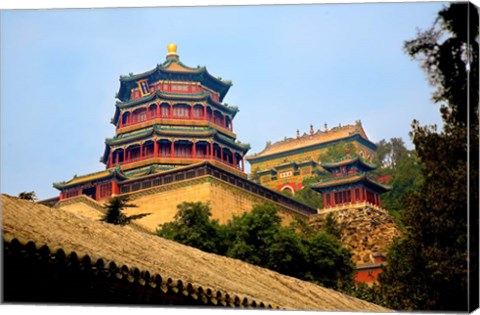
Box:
[119,115,231,131]
[110,154,243,171]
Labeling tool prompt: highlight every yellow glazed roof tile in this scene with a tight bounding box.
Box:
[66,170,111,185]
[249,123,370,160]
[164,61,195,73]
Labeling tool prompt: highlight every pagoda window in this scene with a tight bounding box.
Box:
[193,105,204,119]
[366,190,375,204]
[213,111,224,127]
[159,140,171,157]
[223,148,233,165]
[160,103,170,117]
[132,108,147,123]
[148,104,157,119]
[173,104,190,119]
[213,143,221,159]
[206,107,213,122]
[326,193,331,206]
[225,116,232,130]
[65,190,79,199]
[98,183,112,199]
[196,141,209,158]
[121,112,131,127]
[143,141,155,158]
[112,148,124,165]
[174,142,192,157]
[126,145,141,162]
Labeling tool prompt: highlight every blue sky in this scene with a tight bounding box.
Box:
[1,2,448,199]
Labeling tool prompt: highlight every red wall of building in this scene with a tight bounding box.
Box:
[354,268,383,284]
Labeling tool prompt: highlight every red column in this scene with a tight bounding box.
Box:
[123,149,127,163]
[169,105,173,119]
[192,142,196,158]
[140,144,143,159]
[230,119,233,131]
[223,116,226,128]
[241,158,244,171]
[156,104,160,118]
[351,188,356,204]
[154,140,158,157]
[111,181,120,196]
[220,147,224,161]
[210,142,214,159]
[190,106,194,120]
[108,152,113,168]
[127,150,131,163]
[171,141,175,158]
[203,106,207,120]
[94,185,100,201]
[119,114,123,128]
[233,154,237,168]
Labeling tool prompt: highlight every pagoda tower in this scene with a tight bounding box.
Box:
[54,44,250,201]
[311,156,390,209]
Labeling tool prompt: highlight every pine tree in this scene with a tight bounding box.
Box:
[18,191,37,202]
[101,196,148,226]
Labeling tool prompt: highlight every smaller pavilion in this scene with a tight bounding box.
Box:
[311,156,390,209]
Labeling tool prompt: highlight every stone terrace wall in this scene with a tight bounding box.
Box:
[120,176,302,232]
[310,204,402,264]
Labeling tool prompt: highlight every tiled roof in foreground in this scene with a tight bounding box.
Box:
[2,194,388,311]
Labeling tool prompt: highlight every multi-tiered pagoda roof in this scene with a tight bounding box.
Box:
[311,156,390,209]
[54,44,251,200]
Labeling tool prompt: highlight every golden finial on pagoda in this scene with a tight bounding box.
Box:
[167,43,177,54]
[166,43,179,60]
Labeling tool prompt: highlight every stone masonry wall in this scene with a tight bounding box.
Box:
[310,205,402,264]
[116,176,301,232]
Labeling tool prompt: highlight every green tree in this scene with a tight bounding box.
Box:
[319,142,355,162]
[380,150,423,218]
[380,3,478,311]
[101,196,148,226]
[375,139,393,169]
[375,137,413,172]
[225,203,282,266]
[225,204,353,289]
[291,186,324,209]
[158,202,354,290]
[157,202,223,254]
[18,191,37,202]
[303,232,354,289]
[323,213,342,240]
